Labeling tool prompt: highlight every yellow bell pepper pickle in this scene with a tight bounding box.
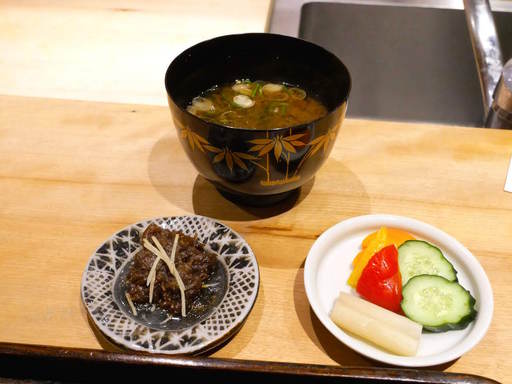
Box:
[348,227,415,288]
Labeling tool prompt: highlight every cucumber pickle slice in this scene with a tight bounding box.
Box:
[398,240,457,286]
[401,274,477,332]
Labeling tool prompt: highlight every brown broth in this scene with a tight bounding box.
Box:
[187,80,328,129]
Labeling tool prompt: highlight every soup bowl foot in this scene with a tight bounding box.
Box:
[212,182,300,207]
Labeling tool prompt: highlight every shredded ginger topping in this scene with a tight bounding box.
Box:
[125,292,137,316]
[143,234,187,317]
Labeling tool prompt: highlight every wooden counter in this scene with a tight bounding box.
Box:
[0,0,271,105]
[0,95,511,383]
[1,1,511,383]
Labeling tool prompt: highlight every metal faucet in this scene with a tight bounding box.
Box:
[464,0,512,128]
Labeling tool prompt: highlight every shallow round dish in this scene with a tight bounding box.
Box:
[304,214,493,367]
[81,215,259,355]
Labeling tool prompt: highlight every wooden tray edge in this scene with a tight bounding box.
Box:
[0,342,499,384]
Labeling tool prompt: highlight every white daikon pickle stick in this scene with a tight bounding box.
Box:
[336,292,422,340]
[330,294,421,356]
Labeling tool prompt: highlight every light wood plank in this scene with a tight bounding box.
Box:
[0,0,271,105]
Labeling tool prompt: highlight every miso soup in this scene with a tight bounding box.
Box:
[187,80,328,129]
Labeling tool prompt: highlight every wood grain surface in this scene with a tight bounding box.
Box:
[0,0,271,106]
[0,95,511,382]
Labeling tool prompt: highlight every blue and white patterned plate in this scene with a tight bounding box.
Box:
[81,215,259,355]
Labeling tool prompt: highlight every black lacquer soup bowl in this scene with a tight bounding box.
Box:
[165,33,351,205]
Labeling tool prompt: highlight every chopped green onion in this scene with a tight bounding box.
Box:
[289,87,307,100]
[262,83,284,93]
[251,84,261,98]
[232,82,252,96]
[233,94,255,108]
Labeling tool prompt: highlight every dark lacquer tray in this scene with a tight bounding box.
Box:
[0,343,498,384]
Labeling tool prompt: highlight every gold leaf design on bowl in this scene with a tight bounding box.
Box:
[247,131,308,185]
[180,126,209,153]
[176,123,336,186]
[208,145,259,173]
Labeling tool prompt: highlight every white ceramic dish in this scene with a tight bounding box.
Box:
[304,214,493,367]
